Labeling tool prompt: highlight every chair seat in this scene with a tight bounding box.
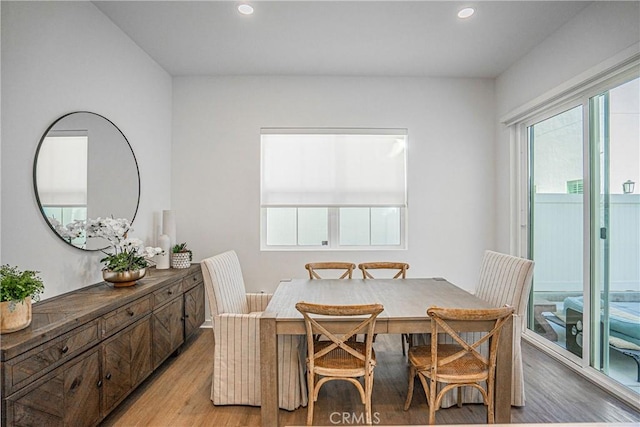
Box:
[408,344,489,381]
[314,341,376,375]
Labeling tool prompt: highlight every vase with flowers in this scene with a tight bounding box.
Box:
[78,217,163,287]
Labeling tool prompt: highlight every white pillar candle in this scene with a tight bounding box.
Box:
[162,210,176,249]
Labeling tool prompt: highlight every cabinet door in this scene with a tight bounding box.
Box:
[6,348,101,427]
[64,349,102,426]
[102,315,152,414]
[184,282,205,340]
[152,297,184,368]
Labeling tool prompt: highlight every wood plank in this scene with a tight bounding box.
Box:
[260,312,278,427]
[495,314,513,423]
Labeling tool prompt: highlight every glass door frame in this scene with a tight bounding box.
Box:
[516,68,640,408]
[521,98,591,370]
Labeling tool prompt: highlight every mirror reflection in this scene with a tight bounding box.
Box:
[34,112,140,250]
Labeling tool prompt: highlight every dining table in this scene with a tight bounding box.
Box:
[259,278,513,426]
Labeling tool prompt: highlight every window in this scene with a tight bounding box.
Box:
[36,132,88,246]
[260,129,407,250]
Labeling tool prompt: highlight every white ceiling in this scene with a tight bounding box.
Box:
[93,1,592,78]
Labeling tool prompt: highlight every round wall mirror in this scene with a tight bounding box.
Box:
[33,111,140,250]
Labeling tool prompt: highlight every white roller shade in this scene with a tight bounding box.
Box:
[36,135,88,205]
[261,129,407,207]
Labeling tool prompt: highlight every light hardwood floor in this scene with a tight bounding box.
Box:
[102,329,640,426]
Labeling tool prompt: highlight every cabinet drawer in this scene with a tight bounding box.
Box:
[153,282,182,307]
[182,270,203,292]
[3,320,100,395]
[103,296,152,337]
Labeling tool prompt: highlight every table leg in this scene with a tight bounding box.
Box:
[260,312,279,427]
[495,314,513,423]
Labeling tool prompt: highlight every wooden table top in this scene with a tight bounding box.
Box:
[266,278,495,322]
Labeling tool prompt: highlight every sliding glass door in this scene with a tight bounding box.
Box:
[527,76,639,395]
[590,78,640,389]
[529,105,585,348]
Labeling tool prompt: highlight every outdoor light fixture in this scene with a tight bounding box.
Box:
[622,180,635,194]
[238,3,254,15]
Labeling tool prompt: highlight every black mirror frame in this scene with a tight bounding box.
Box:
[33,111,141,251]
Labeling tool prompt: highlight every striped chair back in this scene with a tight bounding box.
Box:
[201,250,249,315]
[476,250,534,317]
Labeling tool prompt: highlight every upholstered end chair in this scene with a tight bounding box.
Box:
[439,250,534,408]
[201,250,307,410]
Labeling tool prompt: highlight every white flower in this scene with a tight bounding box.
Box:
[49,217,85,242]
[85,217,132,247]
[144,246,164,258]
[61,217,162,270]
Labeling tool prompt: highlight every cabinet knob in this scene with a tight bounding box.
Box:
[184,314,189,318]
[126,308,134,316]
[97,380,103,388]
[106,372,112,380]
[61,345,69,354]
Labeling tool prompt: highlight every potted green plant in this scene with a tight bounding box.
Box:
[0,264,45,333]
[171,242,193,269]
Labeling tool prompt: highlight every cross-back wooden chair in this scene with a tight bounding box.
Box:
[296,301,384,426]
[358,262,412,355]
[358,262,409,279]
[404,305,515,424]
[305,262,356,279]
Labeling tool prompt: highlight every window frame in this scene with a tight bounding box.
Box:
[260,128,408,251]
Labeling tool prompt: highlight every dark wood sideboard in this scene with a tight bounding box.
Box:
[0,265,205,427]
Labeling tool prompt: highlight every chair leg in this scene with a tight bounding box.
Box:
[428,378,438,425]
[401,334,406,356]
[365,372,373,425]
[457,386,462,408]
[404,365,416,410]
[306,371,315,426]
[487,378,495,424]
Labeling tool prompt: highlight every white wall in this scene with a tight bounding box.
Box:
[172,76,495,294]
[1,1,172,299]
[494,1,640,252]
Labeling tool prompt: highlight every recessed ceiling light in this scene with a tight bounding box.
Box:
[238,3,254,15]
[457,7,475,19]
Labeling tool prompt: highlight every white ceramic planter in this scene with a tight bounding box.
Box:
[171,252,191,269]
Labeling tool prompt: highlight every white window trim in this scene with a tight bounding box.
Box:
[501,43,640,126]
